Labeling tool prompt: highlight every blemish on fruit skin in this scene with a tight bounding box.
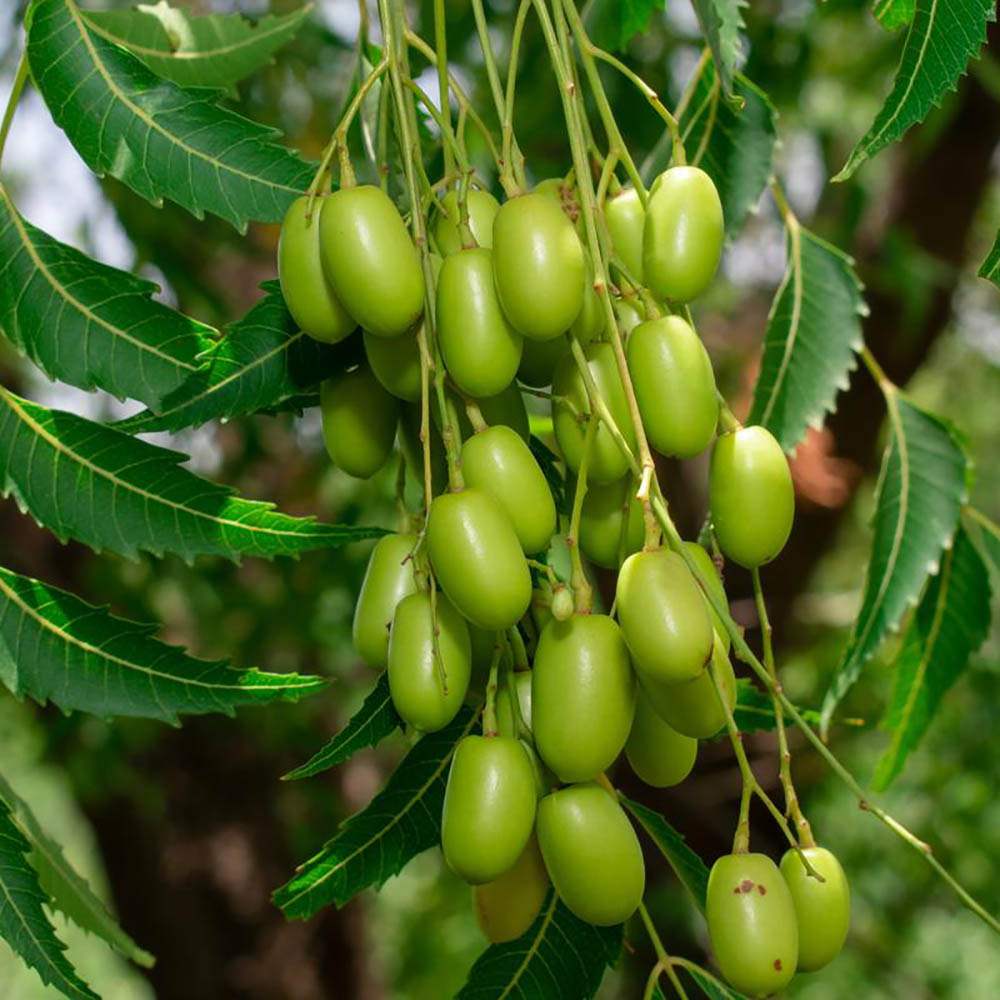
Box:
[757,883,767,895]
[774,959,783,971]
[740,879,754,893]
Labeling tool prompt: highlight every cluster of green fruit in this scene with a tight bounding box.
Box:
[277,164,848,996]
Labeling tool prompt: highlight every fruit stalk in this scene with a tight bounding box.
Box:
[567,416,597,613]
[637,902,690,1000]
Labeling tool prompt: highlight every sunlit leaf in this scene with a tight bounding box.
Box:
[690,0,746,96]
[873,0,917,31]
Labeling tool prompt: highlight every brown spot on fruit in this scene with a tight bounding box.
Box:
[757,884,767,895]
[740,879,754,893]
[774,959,783,971]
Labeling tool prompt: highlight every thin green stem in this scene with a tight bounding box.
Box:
[403,78,469,171]
[482,640,504,736]
[0,55,30,168]
[433,0,454,178]
[637,903,690,1000]
[567,417,597,613]
[502,0,532,191]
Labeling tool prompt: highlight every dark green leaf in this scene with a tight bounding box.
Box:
[678,960,751,999]
[0,564,326,722]
[0,181,214,410]
[0,774,152,967]
[619,794,709,913]
[114,283,358,433]
[27,0,315,231]
[873,527,991,789]
[455,891,622,999]
[731,678,826,733]
[690,0,746,96]
[284,672,401,780]
[978,231,1000,289]
[835,0,998,180]
[0,389,387,561]
[84,1,311,88]
[821,393,968,733]
[653,68,776,237]
[583,0,662,53]
[873,0,917,30]
[530,435,569,517]
[747,225,867,453]
[0,796,98,1000]
[964,507,1000,574]
[274,708,478,918]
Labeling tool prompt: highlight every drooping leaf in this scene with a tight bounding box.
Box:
[653,67,777,237]
[873,0,917,30]
[0,797,98,1000]
[583,0,663,53]
[747,225,867,453]
[114,283,358,434]
[872,527,991,790]
[84,1,311,89]
[455,891,622,1000]
[821,393,968,733]
[619,794,709,914]
[835,0,998,180]
[978,231,1000,289]
[964,507,1000,574]
[284,672,401,781]
[27,0,315,231]
[0,564,326,722]
[274,708,477,918]
[690,0,747,96]
[730,678,829,733]
[0,181,214,410]
[0,389,387,561]
[0,774,152,968]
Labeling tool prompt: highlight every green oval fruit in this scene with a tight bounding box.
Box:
[438,248,522,397]
[352,533,418,669]
[434,188,500,255]
[426,489,532,630]
[320,365,398,478]
[518,334,570,388]
[399,404,448,497]
[571,255,606,342]
[387,591,470,732]
[472,833,549,943]
[625,691,697,787]
[645,633,736,739]
[532,614,636,783]
[644,166,724,303]
[278,196,356,343]
[441,735,537,884]
[614,297,645,338]
[616,549,714,685]
[628,316,718,458]
[461,426,556,554]
[537,782,645,926]
[552,342,637,484]
[710,426,794,568]
[683,541,730,652]
[604,187,645,284]
[364,327,422,402]
[578,477,644,570]
[780,846,850,972]
[707,853,798,997]
[492,194,585,341]
[320,184,424,337]
[533,177,567,202]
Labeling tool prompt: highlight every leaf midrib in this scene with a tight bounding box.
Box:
[60,0,304,197]
[496,891,560,1000]
[0,389,335,542]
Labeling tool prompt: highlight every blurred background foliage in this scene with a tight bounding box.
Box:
[0,0,997,997]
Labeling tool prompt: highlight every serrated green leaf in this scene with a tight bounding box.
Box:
[978,231,1000,289]
[835,0,997,180]
[873,527,991,790]
[27,0,315,231]
[0,563,326,722]
[0,181,215,411]
[747,225,867,453]
[0,388,387,561]
[821,393,968,733]
[651,68,776,237]
[690,0,747,96]
[964,507,1000,574]
[874,0,917,31]
[84,2,311,89]
[455,891,622,1000]
[0,796,98,1000]
[730,678,826,733]
[677,960,751,999]
[284,672,401,781]
[0,774,151,968]
[619,794,709,914]
[274,708,478,918]
[583,0,662,53]
[114,283,357,434]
